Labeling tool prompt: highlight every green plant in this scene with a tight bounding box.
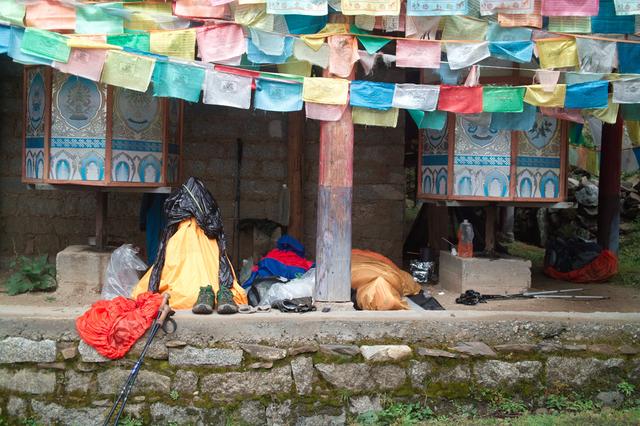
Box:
[618,381,636,397]
[496,399,528,415]
[170,389,180,400]
[6,255,56,295]
[566,394,600,413]
[118,416,143,426]
[357,402,434,425]
[546,394,570,411]
[21,419,40,426]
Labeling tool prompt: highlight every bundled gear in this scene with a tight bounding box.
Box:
[544,237,618,283]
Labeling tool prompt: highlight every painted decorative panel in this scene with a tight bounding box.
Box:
[25,67,46,181]
[453,116,511,198]
[50,71,107,181]
[420,116,449,196]
[516,114,562,199]
[111,86,163,183]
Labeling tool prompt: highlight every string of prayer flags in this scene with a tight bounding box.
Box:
[267,0,328,16]
[150,29,196,61]
[352,107,399,127]
[407,0,468,17]
[108,32,151,52]
[125,3,190,31]
[305,102,347,121]
[395,40,440,69]
[489,41,533,63]
[254,78,303,112]
[617,42,640,74]
[391,84,439,111]
[591,0,635,34]
[174,0,228,18]
[536,38,578,69]
[340,0,401,16]
[21,28,70,63]
[328,35,359,77]
[498,0,542,28]
[482,86,525,113]
[293,39,329,68]
[490,103,537,131]
[576,38,616,73]
[437,85,483,114]
[349,80,395,110]
[0,25,9,54]
[75,3,124,35]
[8,27,51,65]
[248,35,293,64]
[564,80,609,109]
[302,77,349,105]
[612,79,640,104]
[101,50,155,92]
[524,84,567,107]
[540,0,599,17]
[53,37,107,82]
[152,61,205,103]
[480,0,533,16]
[203,69,253,109]
[442,16,488,41]
[614,0,640,15]
[445,42,490,70]
[25,0,75,31]
[0,0,25,26]
[300,23,347,50]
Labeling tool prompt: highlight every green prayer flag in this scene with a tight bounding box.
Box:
[76,2,124,35]
[107,32,150,52]
[483,86,525,113]
[408,109,447,130]
[152,61,205,103]
[350,25,391,55]
[21,28,70,63]
[102,50,155,92]
[0,0,24,25]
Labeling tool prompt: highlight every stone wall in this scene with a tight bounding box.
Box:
[1,313,639,425]
[0,57,406,265]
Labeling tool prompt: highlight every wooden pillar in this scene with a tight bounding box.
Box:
[597,110,623,253]
[95,191,108,250]
[287,110,304,240]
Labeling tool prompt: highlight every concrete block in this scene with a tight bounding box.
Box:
[439,250,531,295]
[55,245,114,297]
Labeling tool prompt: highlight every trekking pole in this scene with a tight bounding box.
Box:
[103,293,173,426]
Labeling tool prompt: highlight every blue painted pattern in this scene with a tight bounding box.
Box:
[517,156,560,168]
[454,155,510,166]
[51,137,105,149]
[112,139,162,152]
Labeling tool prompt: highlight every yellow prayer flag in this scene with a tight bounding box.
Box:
[524,84,567,107]
[627,121,640,146]
[302,23,348,50]
[278,59,312,77]
[150,29,196,60]
[234,4,274,31]
[352,107,399,128]
[67,36,120,50]
[101,50,155,93]
[536,38,579,69]
[302,77,349,105]
[584,95,619,124]
[125,3,175,31]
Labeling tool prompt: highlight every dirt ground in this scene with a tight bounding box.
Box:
[1,267,639,312]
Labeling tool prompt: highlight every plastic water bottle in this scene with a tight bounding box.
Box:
[457,220,474,258]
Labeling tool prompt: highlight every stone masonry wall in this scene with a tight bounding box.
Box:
[0,56,406,265]
[1,334,639,425]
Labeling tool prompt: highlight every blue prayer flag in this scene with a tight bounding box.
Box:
[565,81,609,109]
[617,42,640,74]
[285,15,328,34]
[152,61,205,103]
[489,41,534,64]
[487,23,531,42]
[8,27,51,66]
[0,25,9,54]
[591,0,635,34]
[247,36,294,65]
[490,103,537,131]
[349,80,395,110]
[255,78,303,112]
[438,63,462,85]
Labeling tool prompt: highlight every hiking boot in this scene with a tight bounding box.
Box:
[216,285,239,315]
[192,286,215,315]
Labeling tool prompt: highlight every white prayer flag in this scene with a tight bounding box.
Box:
[392,84,440,111]
[203,69,252,109]
[576,38,616,74]
[445,42,490,70]
[613,79,640,104]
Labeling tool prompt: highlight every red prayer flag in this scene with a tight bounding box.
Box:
[437,85,483,114]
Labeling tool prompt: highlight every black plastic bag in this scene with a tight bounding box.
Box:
[247,276,288,307]
[148,177,233,293]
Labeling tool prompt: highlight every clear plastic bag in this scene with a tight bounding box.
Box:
[259,268,315,306]
[101,244,148,300]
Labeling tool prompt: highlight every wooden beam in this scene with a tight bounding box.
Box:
[287,110,304,240]
[597,109,623,253]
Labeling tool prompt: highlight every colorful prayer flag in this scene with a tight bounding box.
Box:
[76,2,124,35]
[21,28,70,63]
[328,35,359,78]
[395,40,440,69]
[352,107,399,127]
[305,102,347,121]
[25,0,75,31]
[442,16,488,41]
[349,80,395,110]
[341,0,401,16]
[302,77,349,105]
[108,32,151,52]
[150,29,196,60]
[575,38,616,74]
[564,80,609,109]
[524,84,566,107]
[53,43,107,82]
[536,38,578,69]
[445,42,490,70]
[541,0,599,16]
[174,0,228,18]
[203,69,253,109]
[254,78,303,112]
[547,17,592,33]
[489,41,533,63]
[247,35,293,64]
[482,86,525,113]
[481,0,533,16]
[0,0,25,26]
[267,0,327,16]
[152,61,205,103]
[196,25,246,63]
[437,85,483,114]
[407,0,468,17]
[8,26,51,65]
[392,84,439,111]
[102,50,155,92]
[490,103,537,131]
[591,0,635,34]
[617,42,640,74]
[614,0,640,15]
[498,0,542,28]
[612,79,640,104]
[293,39,329,68]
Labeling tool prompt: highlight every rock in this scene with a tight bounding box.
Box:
[315,363,405,391]
[494,344,537,353]
[78,341,109,363]
[349,396,383,415]
[546,357,625,387]
[241,344,288,361]
[91,400,111,407]
[0,368,56,394]
[59,342,78,360]
[474,361,542,388]
[166,340,188,348]
[319,344,360,358]
[130,339,169,360]
[201,366,293,398]
[150,402,205,426]
[562,344,587,352]
[619,345,640,355]
[7,397,27,418]
[249,362,274,369]
[133,396,146,403]
[360,345,412,362]
[436,365,471,384]
[77,362,98,372]
[168,346,243,367]
[0,337,57,363]
[288,344,319,356]
[65,371,96,394]
[37,362,66,370]
[266,399,292,426]
[416,348,458,358]
[375,365,407,390]
[408,360,433,389]
[588,344,616,355]
[172,370,198,394]
[450,342,496,357]
[239,400,266,426]
[291,356,314,395]
[123,403,145,419]
[97,369,170,395]
[596,391,624,408]
[31,401,104,426]
[536,342,563,353]
[295,411,346,426]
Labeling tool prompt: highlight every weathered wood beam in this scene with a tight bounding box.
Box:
[287,110,304,240]
[597,110,623,253]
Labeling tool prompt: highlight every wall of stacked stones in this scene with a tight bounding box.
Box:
[1,334,639,425]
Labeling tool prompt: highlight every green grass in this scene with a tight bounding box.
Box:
[422,408,640,425]
[504,241,545,269]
